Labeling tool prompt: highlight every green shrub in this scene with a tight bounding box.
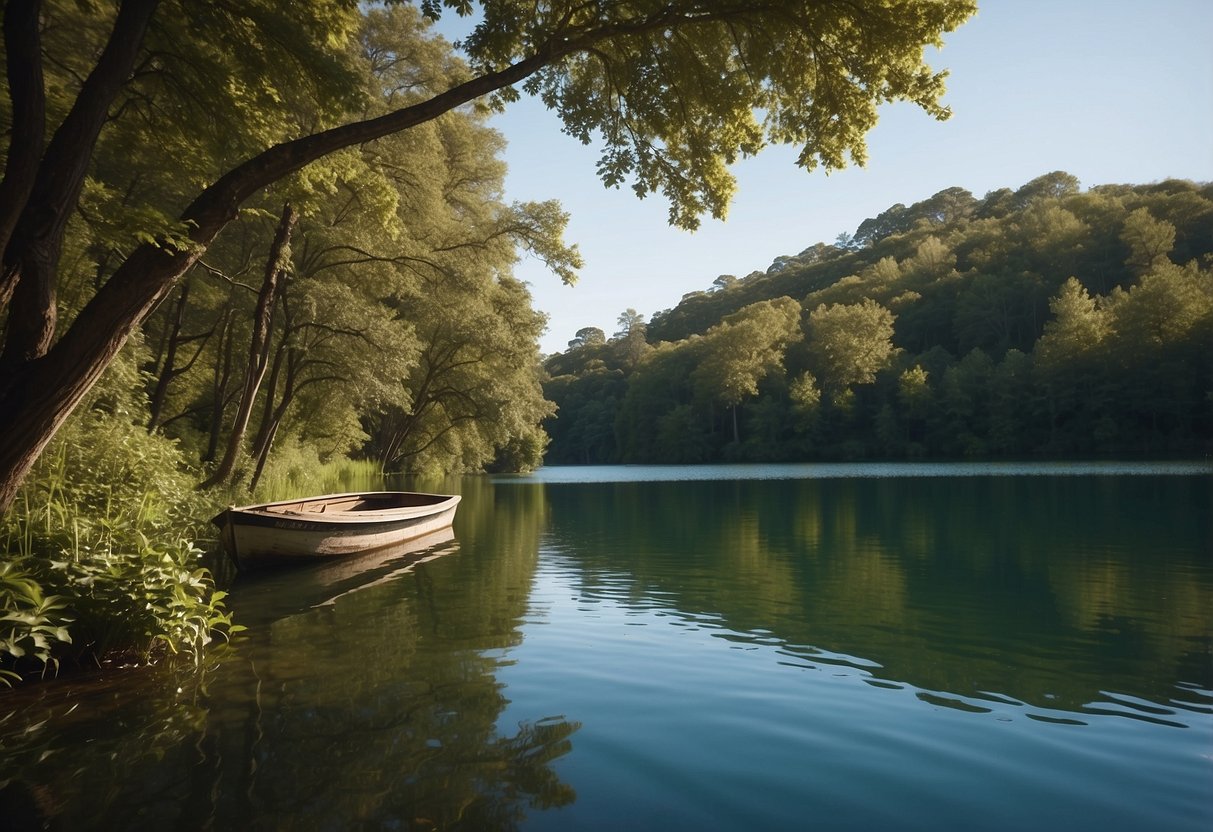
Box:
[0,560,73,685]
[0,347,239,684]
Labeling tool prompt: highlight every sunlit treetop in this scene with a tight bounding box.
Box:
[412,0,977,228]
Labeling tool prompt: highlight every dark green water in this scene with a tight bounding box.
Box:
[1,463,1210,830]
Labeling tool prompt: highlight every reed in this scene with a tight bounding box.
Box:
[249,442,385,501]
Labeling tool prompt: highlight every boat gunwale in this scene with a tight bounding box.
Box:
[221,491,459,524]
[230,490,454,510]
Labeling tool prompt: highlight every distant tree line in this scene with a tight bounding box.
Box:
[543,173,1213,463]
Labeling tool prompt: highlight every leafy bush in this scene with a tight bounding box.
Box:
[0,561,73,685]
[0,347,239,684]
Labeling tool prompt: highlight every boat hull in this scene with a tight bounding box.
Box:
[213,492,460,569]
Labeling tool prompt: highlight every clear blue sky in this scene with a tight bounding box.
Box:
[452,1,1213,354]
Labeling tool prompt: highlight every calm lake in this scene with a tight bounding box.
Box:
[1,462,1210,830]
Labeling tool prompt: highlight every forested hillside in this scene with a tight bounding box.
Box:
[543,173,1213,463]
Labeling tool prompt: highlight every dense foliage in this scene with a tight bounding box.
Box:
[104,7,570,486]
[544,174,1213,463]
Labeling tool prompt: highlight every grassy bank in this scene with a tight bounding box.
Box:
[0,420,393,686]
[0,405,239,686]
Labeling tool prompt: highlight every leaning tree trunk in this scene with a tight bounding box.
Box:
[248,347,300,493]
[247,339,288,477]
[198,203,295,490]
[0,240,202,511]
[0,0,160,375]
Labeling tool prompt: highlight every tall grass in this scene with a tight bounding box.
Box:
[247,438,385,501]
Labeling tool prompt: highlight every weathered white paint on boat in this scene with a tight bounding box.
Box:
[212,491,460,569]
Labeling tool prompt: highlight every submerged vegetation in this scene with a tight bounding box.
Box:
[544,174,1213,463]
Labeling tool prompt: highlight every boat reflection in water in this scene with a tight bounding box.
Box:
[225,525,460,627]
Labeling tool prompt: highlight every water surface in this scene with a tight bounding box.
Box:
[1,463,1209,830]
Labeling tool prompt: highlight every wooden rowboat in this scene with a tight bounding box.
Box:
[212,491,461,569]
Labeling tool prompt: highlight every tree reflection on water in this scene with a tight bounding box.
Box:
[3,472,1208,828]
[537,474,1212,720]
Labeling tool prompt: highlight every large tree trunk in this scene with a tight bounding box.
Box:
[0,0,160,374]
[0,0,45,300]
[198,204,296,490]
[0,241,201,511]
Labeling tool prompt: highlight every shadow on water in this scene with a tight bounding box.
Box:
[0,477,578,831]
[224,526,461,628]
